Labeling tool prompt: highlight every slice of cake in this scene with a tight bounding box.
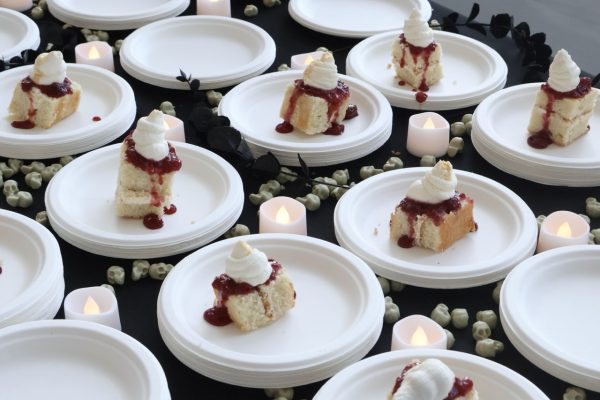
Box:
[527,49,598,148]
[204,240,296,331]
[276,51,354,136]
[390,161,476,252]
[115,110,182,229]
[392,8,442,96]
[8,51,81,129]
[387,359,479,400]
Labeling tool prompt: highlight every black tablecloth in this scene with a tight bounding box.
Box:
[2,1,599,399]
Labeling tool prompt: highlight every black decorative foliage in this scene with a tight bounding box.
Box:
[297,154,311,187]
[252,152,281,179]
[592,73,600,87]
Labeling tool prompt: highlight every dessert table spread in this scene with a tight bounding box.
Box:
[1,1,600,399]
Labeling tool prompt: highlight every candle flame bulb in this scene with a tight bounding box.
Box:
[556,222,572,238]
[423,117,436,129]
[275,206,291,224]
[410,325,429,346]
[88,46,101,60]
[83,296,100,315]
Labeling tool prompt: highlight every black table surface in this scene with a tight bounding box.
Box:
[2,1,599,399]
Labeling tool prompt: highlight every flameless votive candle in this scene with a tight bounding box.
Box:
[259,196,307,235]
[391,314,446,351]
[74,41,114,72]
[0,0,32,11]
[536,211,590,253]
[290,50,325,70]
[64,286,121,330]
[406,112,450,157]
[196,0,231,16]
[163,114,185,143]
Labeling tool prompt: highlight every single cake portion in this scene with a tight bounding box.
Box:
[392,8,442,95]
[115,110,182,229]
[204,241,296,332]
[277,51,355,136]
[387,358,479,400]
[527,49,598,148]
[8,51,81,129]
[390,161,476,252]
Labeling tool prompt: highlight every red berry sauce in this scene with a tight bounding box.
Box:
[163,204,177,215]
[143,213,163,229]
[397,34,437,103]
[11,77,74,129]
[92,116,101,122]
[275,121,294,133]
[344,104,358,120]
[391,361,474,399]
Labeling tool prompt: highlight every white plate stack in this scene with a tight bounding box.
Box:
[0,209,64,328]
[472,83,600,186]
[45,143,244,259]
[219,71,393,167]
[157,234,384,388]
[0,8,40,60]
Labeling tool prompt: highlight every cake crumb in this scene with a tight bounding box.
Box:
[387,63,392,69]
[373,227,379,235]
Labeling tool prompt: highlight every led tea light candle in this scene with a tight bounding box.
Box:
[163,114,185,143]
[0,0,32,11]
[406,112,450,157]
[196,0,231,16]
[536,210,590,253]
[290,50,325,70]
[259,196,307,235]
[75,41,114,72]
[64,286,121,330]
[391,314,446,351]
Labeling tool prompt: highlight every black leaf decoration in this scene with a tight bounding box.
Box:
[530,32,546,45]
[190,79,200,92]
[522,67,545,83]
[177,68,200,95]
[252,152,281,179]
[206,126,241,153]
[466,22,486,36]
[297,154,310,185]
[592,73,600,87]
[466,3,480,23]
[442,12,459,34]
[489,13,512,38]
[188,104,219,135]
[511,21,530,47]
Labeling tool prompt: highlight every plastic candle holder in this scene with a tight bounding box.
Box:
[391,314,446,351]
[163,114,185,142]
[406,112,450,157]
[0,0,32,11]
[196,0,231,16]
[290,51,325,70]
[74,41,114,72]
[536,210,590,253]
[259,196,307,235]
[64,286,121,330]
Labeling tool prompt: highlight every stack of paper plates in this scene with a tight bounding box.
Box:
[0,209,64,328]
[45,143,244,258]
[47,0,189,30]
[0,8,40,60]
[219,70,393,167]
[157,234,384,388]
[0,64,136,160]
[472,83,600,186]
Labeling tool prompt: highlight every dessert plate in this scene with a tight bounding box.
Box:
[346,30,508,110]
[0,320,171,399]
[157,234,384,387]
[288,0,431,38]
[314,349,550,399]
[501,245,600,392]
[334,168,538,288]
[0,209,64,328]
[0,64,136,160]
[219,70,393,167]
[120,16,276,90]
[0,8,40,60]
[45,142,244,258]
[46,0,189,30]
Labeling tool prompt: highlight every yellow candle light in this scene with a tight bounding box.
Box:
[64,286,121,330]
[83,296,100,315]
[259,197,307,235]
[556,222,572,238]
[410,326,429,346]
[88,46,101,60]
[537,211,589,253]
[275,206,291,224]
[74,41,114,72]
[406,112,450,157]
[391,315,446,351]
[423,117,436,129]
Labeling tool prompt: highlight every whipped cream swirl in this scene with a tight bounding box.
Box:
[406,160,457,203]
[132,110,169,161]
[225,241,272,286]
[303,51,338,90]
[30,51,67,85]
[392,359,455,400]
[547,49,581,92]
[403,8,434,48]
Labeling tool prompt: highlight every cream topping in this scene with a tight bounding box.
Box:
[29,51,67,85]
[225,241,272,286]
[303,51,338,90]
[392,359,455,400]
[547,49,581,92]
[403,8,434,48]
[132,110,169,161]
[406,161,457,203]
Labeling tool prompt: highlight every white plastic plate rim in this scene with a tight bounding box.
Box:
[0,8,40,60]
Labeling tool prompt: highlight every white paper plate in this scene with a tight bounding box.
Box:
[157,234,384,387]
[45,142,244,258]
[0,209,63,327]
[0,64,136,160]
[0,320,170,399]
[120,16,275,90]
[334,168,537,288]
[0,8,40,60]
[346,30,507,110]
[219,70,393,166]
[288,0,431,38]
[314,349,549,399]
[501,245,600,392]
[46,0,189,30]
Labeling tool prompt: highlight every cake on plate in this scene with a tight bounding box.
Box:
[115,109,182,230]
[8,51,81,129]
[527,49,598,148]
[387,358,479,400]
[276,51,356,136]
[390,161,476,252]
[392,8,442,98]
[203,240,296,331]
